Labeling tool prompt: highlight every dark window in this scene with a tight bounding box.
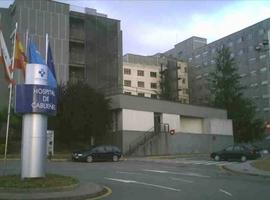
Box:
[112,146,120,152]
[225,146,233,151]
[138,81,144,88]
[124,80,131,86]
[96,146,106,153]
[124,91,131,95]
[150,72,157,77]
[104,146,112,152]
[137,70,144,76]
[138,93,144,97]
[124,68,131,75]
[151,83,157,89]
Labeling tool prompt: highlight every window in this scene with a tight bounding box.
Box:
[261,81,268,85]
[151,83,157,89]
[225,146,233,151]
[150,72,157,77]
[182,79,186,84]
[259,29,265,35]
[237,37,243,43]
[124,80,131,87]
[151,94,157,99]
[124,68,131,75]
[238,49,244,55]
[184,67,187,73]
[124,91,131,95]
[137,70,144,76]
[138,81,144,88]
[260,54,266,59]
[260,67,267,72]
[138,92,144,97]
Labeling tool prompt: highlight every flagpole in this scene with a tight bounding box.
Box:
[25,29,28,57]
[45,33,48,64]
[3,22,17,175]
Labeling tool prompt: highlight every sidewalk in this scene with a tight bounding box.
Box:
[0,182,108,200]
[223,158,270,178]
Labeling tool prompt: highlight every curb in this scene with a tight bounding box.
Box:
[0,183,109,200]
[222,165,270,178]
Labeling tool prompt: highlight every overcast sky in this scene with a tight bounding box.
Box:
[1,0,270,55]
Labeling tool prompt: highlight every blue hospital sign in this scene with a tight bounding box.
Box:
[15,84,57,115]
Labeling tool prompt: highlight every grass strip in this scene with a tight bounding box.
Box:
[0,174,78,189]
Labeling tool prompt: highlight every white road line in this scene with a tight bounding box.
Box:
[105,177,181,192]
[143,169,210,178]
[116,171,144,175]
[170,177,194,183]
[219,189,233,197]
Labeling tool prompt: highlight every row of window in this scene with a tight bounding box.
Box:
[124,68,158,77]
[124,80,158,89]
[124,91,158,98]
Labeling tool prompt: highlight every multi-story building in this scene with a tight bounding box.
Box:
[165,18,270,122]
[123,53,189,103]
[0,0,122,109]
[123,54,160,98]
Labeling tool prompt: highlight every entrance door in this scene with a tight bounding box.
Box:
[154,113,162,133]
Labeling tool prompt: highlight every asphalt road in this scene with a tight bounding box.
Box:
[1,159,270,200]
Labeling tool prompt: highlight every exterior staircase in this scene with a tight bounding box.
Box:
[125,123,169,156]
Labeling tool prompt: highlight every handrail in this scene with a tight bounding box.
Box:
[125,123,169,156]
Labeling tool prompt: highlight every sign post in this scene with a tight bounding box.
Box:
[15,64,57,178]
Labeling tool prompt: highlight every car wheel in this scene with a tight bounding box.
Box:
[112,155,119,162]
[240,155,247,162]
[214,155,220,161]
[86,155,93,163]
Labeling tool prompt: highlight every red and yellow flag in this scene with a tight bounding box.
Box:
[14,32,27,74]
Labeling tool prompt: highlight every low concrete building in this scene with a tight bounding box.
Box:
[108,94,233,156]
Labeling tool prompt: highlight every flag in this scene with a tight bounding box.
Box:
[14,32,27,73]
[46,43,57,88]
[28,39,57,88]
[28,40,46,65]
[0,30,14,84]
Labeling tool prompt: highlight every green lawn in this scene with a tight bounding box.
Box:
[0,174,78,189]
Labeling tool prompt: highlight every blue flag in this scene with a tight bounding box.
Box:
[28,40,46,65]
[28,40,57,88]
[47,43,57,88]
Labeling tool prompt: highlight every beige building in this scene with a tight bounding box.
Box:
[123,54,189,103]
[123,60,161,98]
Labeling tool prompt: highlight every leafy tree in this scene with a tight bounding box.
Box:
[0,108,22,141]
[50,82,112,150]
[209,47,264,142]
[159,69,174,101]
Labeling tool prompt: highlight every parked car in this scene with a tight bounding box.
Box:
[72,145,122,163]
[243,144,269,155]
[210,144,261,162]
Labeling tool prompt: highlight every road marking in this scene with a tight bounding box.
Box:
[86,186,112,200]
[143,169,210,178]
[105,177,181,192]
[117,171,144,175]
[219,189,232,197]
[170,177,193,183]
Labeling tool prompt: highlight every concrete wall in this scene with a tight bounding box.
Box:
[122,109,154,131]
[131,131,234,156]
[110,94,228,119]
[204,118,233,136]
[162,113,180,132]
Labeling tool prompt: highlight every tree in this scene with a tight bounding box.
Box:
[208,47,264,142]
[50,81,112,150]
[159,69,174,101]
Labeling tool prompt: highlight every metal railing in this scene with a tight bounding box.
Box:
[125,123,169,156]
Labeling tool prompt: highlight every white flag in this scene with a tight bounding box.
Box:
[0,30,13,83]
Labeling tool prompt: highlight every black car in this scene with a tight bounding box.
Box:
[210,144,261,162]
[72,145,122,163]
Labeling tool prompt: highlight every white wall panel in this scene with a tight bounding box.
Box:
[122,109,154,131]
[162,113,180,132]
[180,116,203,134]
